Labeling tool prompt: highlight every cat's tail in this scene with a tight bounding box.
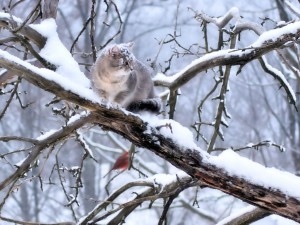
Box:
[126,98,161,113]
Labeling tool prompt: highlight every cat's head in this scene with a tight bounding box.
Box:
[106,42,134,71]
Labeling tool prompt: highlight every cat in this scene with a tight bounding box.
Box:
[91,42,160,113]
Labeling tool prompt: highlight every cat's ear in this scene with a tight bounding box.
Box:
[109,45,120,56]
[126,42,134,50]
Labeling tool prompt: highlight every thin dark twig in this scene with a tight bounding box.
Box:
[11,0,42,33]
[8,0,26,10]
[258,57,297,110]
[70,18,92,54]
[213,140,286,152]
[0,180,18,213]
[0,77,21,120]
[79,181,154,224]
[66,153,87,207]
[158,191,181,225]
[55,144,77,221]
[0,136,38,145]
[208,34,237,153]
[94,179,195,223]
[101,0,123,49]
[90,0,97,62]
[0,148,31,158]
[193,76,222,142]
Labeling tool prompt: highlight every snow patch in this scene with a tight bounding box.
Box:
[30,19,91,88]
[252,21,300,47]
[145,171,189,192]
[36,129,57,141]
[0,49,100,103]
[141,114,198,150]
[0,12,23,23]
[209,149,300,198]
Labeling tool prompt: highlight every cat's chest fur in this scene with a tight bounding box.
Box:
[94,69,131,103]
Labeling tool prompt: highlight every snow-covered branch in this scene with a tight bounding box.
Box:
[154,20,300,106]
[194,7,241,29]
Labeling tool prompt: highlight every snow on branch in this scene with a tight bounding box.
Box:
[0,49,99,104]
[29,19,91,87]
[193,7,241,29]
[154,21,300,106]
[0,49,300,222]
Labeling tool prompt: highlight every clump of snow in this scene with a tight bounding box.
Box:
[67,111,90,124]
[77,131,95,159]
[246,143,254,148]
[0,12,23,23]
[209,149,300,198]
[0,49,100,103]
[14,155,29,167]
[252,21,300,47]
[30,19,91,88]
[145,171,189,192]
[36,129,57,141]
[149,174,177,190]
[141,114,198,150]
[216,7,240,27]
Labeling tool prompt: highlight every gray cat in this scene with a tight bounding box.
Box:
[91,42,160,113]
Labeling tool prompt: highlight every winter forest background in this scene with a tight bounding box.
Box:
[0,0,300,224]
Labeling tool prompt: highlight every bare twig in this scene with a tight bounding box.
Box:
[0,136,38,145]
[101,0,123,49]
[213,140,286,152]
[0,113,95,191]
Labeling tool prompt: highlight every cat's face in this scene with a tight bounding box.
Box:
[107,44,134,71]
